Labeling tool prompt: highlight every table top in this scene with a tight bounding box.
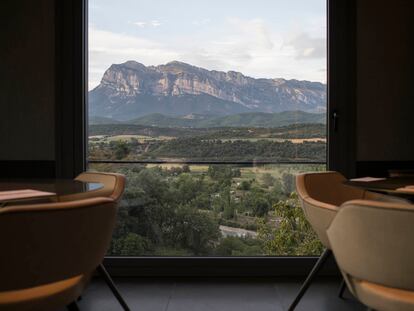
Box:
[344,177,414,196]
[0,179,103,202]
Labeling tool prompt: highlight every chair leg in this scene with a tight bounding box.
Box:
[67,301,80,311]
[97,263,131,311]
[287,249,332,311]
[338,278,346,299]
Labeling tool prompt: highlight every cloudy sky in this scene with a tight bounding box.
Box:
[89,0,326,90]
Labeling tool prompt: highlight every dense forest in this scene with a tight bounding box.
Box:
[89,124,326,162]
[89,121,326,256]
[89,123,326,139]
[91,163,324,256]
[149,138,325,161]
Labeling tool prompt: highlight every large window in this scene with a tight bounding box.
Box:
[88,0,327,257]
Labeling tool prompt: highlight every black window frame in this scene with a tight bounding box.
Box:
[55,0,357,277]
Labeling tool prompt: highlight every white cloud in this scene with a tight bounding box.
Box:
[227,18,275,50]
[88,18,327,90]
[192,18,211,26]
[133,21,146,28]
[170,18,307,81]
[88,27,179,89]
[285,32,326,59]
[150,20,162,27]
[131,20,162,28]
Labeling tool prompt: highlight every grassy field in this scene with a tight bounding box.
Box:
[205,137,326,143]
[89,134,175,143]
[141,163,325,189]
[90,135,326,144]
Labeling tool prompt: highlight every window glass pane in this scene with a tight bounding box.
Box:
[88,0,327,257]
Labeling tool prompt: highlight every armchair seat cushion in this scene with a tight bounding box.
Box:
[0,275,88,311]
[355,279,414,311]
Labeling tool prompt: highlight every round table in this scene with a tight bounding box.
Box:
[344,177,414,200]
[0,179,103,205]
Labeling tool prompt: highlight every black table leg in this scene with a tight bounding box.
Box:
[338,278,346,299]
[67,301,80,311]
[97,263,131,311]
[288,249,332,311]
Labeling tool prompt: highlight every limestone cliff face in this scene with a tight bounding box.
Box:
[90,61,326,120]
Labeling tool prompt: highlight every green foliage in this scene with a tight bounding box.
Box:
[223,203,236,220]
[242,189,271,217]
[261,173,276,188]
[110,141,131,160]
[89,122,326,163]
[172,173,205,203]
[111,233,151,256]
[167,205,220,255]
[257,193,324,256]
[215,236,263,256]
[208,165,241,181]
[89,123,326,140]
[237,180,252,190]
[150,138,325,162]
[282,173,296,194]
[212,187,237,220]
[95,111,326,128]
[104,165,222,256]
[89,155,326,256]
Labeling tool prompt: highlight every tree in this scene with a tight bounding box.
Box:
[172,173,205,203]
[111,141,130,160]
[182,164,191,173]
[237,180,251,191]
[257,193,323,256]
[208,165,240,181]
[192,192,211,210]
[252,197,271,217]
[120,167,175,245]
[242,189,271,217]
[215,236,263,256]
[110,233,150,256]
[282,173,296,194]
[223,202,235,219]
[261,173,276,188]
[167,205,220,255]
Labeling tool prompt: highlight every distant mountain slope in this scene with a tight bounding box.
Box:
[127,113,215,128]
[89,61,326,120]
[128,111,325,128]
[197,111,326,128]
[89,116,121,125]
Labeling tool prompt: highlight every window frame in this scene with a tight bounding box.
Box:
[56,0,357,276]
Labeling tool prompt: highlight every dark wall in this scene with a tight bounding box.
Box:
[1,0,412,177]
[0,0,56,161]
[356,0,414,162]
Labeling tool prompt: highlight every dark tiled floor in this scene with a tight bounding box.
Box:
[68,277,365,311]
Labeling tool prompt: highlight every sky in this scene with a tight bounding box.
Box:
[89,0,327,90]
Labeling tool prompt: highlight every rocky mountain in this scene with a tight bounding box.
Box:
[89,61,326,121]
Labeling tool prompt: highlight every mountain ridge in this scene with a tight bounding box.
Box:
[89,61,326,120]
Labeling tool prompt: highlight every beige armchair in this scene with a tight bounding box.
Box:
[327,199,414,311]
[289,171,407,310]
[0,197,117,311]
[58,171,129,310]
[59,171,126,202]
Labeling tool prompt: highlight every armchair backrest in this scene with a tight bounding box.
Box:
[327,199,414,291]
[0,197,117,291]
